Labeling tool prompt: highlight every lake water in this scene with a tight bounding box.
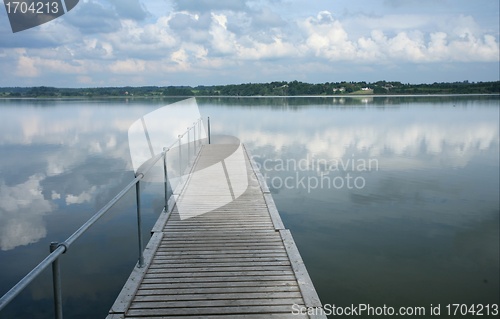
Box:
[0,96,498,318]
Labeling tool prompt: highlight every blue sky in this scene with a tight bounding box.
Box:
[0,0,499,87]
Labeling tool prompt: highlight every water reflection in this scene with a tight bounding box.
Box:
[196,95,497,109]
[0,174,52,251]
[0,99,165,251]
[204,97,499,170]
[0,96,498,318]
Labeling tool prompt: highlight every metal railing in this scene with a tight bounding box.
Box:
[0,117,210,319]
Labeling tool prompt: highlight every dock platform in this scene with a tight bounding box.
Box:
[107,142,325,319]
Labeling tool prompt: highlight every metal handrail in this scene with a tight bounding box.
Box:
[0,117,210,318]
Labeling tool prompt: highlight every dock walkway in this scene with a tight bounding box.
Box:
[107,142,325,319]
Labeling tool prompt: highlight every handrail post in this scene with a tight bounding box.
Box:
[163,148,168,212]
[50,242,63,319]
[208,117,211,144]
[135,181,144,268]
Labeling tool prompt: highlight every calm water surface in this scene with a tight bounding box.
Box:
[0,96,498,318]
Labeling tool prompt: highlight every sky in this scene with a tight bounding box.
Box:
[0,0,499,87]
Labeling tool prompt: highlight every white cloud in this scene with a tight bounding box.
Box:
[109,59,146,73]
[209,13,238,55]
[65,186,98,205]
[301,11,357,60]
[51,191,61,200]
[427,32,449,60]
[0,103,148,250]
[349,14,434,35]
[15,55,39,77]
[0,175,53,251]
[0,1,498,85]
[238,36,298,60]
[81,38,114,59]
[299,11,499,64]
[108,0,149,21]
[262,122,496,169]
[173,0,249,12]
[238,110,499,171]
[447,34,499,62]
[170,49,190,70]
[103,18,177,59]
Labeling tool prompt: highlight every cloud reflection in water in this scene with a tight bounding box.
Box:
[0,100,161,251]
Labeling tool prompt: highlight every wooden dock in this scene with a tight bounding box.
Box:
[107,142,325,319]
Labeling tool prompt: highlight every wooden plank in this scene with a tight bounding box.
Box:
[157,243,285,250]
[135,285,300,301]
[140,275,298,284]
[151,261,291,268]
[130,291,303,308]
[126,305,301,316]
[137,280,298,289]
[159,238,281,243]
[124,314,308,319]
[146,266,293,274]
[154,249,286,255]
[150,256,290,269]
[129,298,305,309]
[154,253,290,260]
[150,261,291,268]
[159,240,280,245]
[162,230,276,235]
[143,270,294,278]
[160,241,282,246]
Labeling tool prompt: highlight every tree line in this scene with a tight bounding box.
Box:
[0,80,498,98]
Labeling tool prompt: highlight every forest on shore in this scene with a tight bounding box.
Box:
[0,80,498,98]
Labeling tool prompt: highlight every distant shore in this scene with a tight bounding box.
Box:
[0,80,498,98]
